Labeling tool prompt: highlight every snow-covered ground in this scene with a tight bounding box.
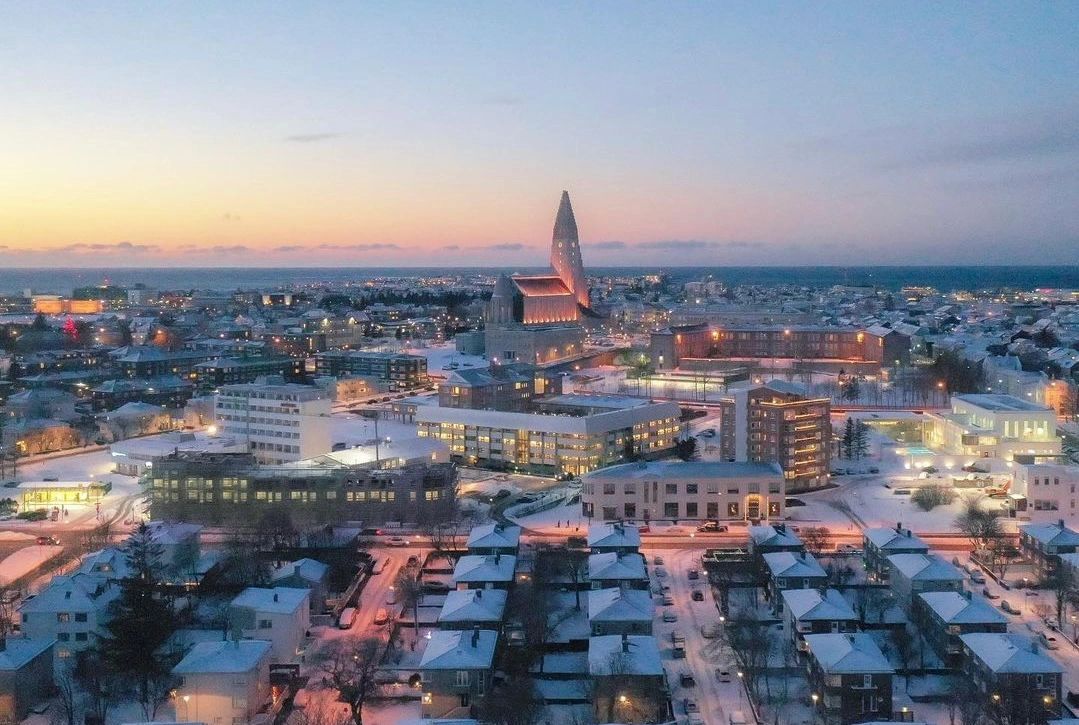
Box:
[0,544,65,585]
[400,342,488,377]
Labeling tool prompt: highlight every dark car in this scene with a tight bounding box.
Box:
[696,521,728,533]
[691,589,704,602]
[36,535,60,546]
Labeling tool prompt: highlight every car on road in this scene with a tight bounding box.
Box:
[1001,600,1020,615]
[702,624,718,639]
[386,536,409,547]
[687,569,699,580]
[663,611,678,623]
[373,608,390,625]
[982,587,999,599]
[680,672,696,687]
[716,669,731,683]
[683,698,699,714]
[385,589,397,605]
[35,535,60,546]
[837,543,861,553]
[969,571,986,584]
[691,589,705,602]
[700,428,716,438]
[662,594,674,606]
[338,607,356,629]
[655,567,667,578]
[696,521,728,533]
[1039,631,1060,650]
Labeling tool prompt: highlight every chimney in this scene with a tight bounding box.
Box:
[273,592,279,603]
[1060,519,1066,529]
[475,588,482,600]
[896,521,902,533]
[621,633,630,653]
[495,553,501,566]
[0,637,6,652]
[471,626,480,648]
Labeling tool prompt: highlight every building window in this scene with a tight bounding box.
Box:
[728,502,739,517]
[664,502,679,517]
[456,670,470,687]
[258,619,272,629]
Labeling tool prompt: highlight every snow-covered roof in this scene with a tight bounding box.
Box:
[419,629,498,670]
[76,548,133,581]
[588,634,664,676]
[147,521,203,545]
[172,639,271,674]
[804,633,894,675]
[781,588,857,622]
[960,633,1064,674]
[1020,522,1079,547]
[886,554,963,582]
[437,589,507,624]
[763,551,826,579]
[587,522,642,549]
[230,587,309,614]
[19,574,119,614]
[583,460,783,481]
[588,588,653,623]
[587,552,648,581]
[0,637,54,670]
[271,558,330,584]
[918,592,1008,625]
[466,523,521,551]
[863,527,928,552]
[748,524,803,549]
[452,554,516,583]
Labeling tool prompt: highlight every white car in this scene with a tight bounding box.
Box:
[386,536,409,547]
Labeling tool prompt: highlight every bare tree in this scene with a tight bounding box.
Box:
[479,675,543,725]
[291,696,351,725]
[317,638,383,725]
[537,547,588,611]
[987,537,1020,581]
[954,495,1003,556]
[890,625,915,693]
[393,566,424,649]
[75,649,116,725]
[1048,564,1075,628]
[53,665,79,725]
[722,609,772,702]
[801,526,832,557]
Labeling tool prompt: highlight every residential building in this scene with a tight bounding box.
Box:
[588,588,653,636]
[717,381,831,492]
[960,633,1063,720]
[1019,521,1079,580]
[89,375,194,412]
[271,558,332,612]
[419,629,498,719]
[588,634,666,724]
[416,394,683,476]
[804,633,895,725]
[763,552,827,606]
[109,346,215,380]
[194,355,304,391]
[1014,465,1079,524]
[465,524,521,556]
[781,589,859,651]
[172,639,273,725]
[437,589,507,630]
[587,552,649,590]
[886,554,965,608]
[452,554,516,590]
[438,363,559,412]
[0,637,55,722]
[587,522,642,554]
[18,574,119,668]
[227,587,310,664]
[314,351,428,389]
[581,460,785,522]
[914,591,1008,667]
[862,525,929,580]
[748,523,804,556]
[214,380,332,464]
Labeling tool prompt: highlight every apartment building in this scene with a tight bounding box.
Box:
[438,363,559,412]
[960,633,1063,720]
[228,587,310,664]
[1019,521,1079,580]
[172,639,272,725]
[1013,464,1079,524]
[314,350,428,389]
[580,460,784,522]
[416,394,683,476]
[214,380,331,464]
[717,381,831,492]
[924,394,1061,462]
[194,355,304,391]
[804,633,895,724]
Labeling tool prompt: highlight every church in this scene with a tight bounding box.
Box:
[482,190,590,365]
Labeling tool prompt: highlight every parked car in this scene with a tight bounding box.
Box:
[386,536,409,547]
[982,587,999,599]
[653,555,664,565]
[373,608,390,625]
[702,624,718,639]
[662,594,675,606]
[680,672,696,687]
[688,569,700,580]
[337,607,356,629]
[1040,631,1060,650]
[1001,600,1021,615]
[684,699,699,714]
[35,535,60,546]
[663,611,678,623]
[655,567,668,578]
[716,669,732,683]
[692,589,705,602]
[700,429,716,438]
[970,571,986,584]
[406,555,420,567]
[697,521,728,532]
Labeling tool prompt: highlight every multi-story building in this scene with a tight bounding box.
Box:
[109,346,216,380]
[650,324,910,370]
[804,633,895,724]
[580,460,784,522]
[914,591,1008,667]
[960,633,1063,721]
[19,574,120,667]
[886,554,965,608]
[588,588,653,636]
[763,552,827,607]
[781,588,859,651]
[862,525,929,580]
[148,452,457,526]
[419,629,498,720]
[194,355,304,391]
[228,587,310,664]
[717,381,831,492]
[1019,521,1079,580]
[587,634,667,725]
[924,394,1061,462]
[89,375,194,412]
[438,363,559,412]
[1013,464,1079,525]
[214,380,332,464]
[172,640,272,725]
[314,351,428,389]
[416,394,683,476]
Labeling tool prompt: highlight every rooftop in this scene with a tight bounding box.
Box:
[588,587,653,623]
[419,629,498,670]
[466,523,522,551]
[886,553,963,582]
[960,633,1064,673]
[918,592,1008,625]
[588,634,664,676]
[230,587,309,614]
[437,589,508,623]
[172,639,271,674]
[763,551,826,578]
[782,588,857,621]
[452,554,517,583]
[584,460,783,481]
[804,633,894,675]
[587,522,642,549]
[954,393,1052,413]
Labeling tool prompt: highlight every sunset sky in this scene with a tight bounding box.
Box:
[3,3,1078,267]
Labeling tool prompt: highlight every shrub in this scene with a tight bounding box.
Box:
[911,484,956,512]
[16,509,48,521]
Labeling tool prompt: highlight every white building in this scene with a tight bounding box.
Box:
[227,587,310,664]
[172,639,272,725]
[581,460,784,522]
[923,394,1060,463]
[1013,464,1079,524]
[214,381,331,464]
[18,575,120,670]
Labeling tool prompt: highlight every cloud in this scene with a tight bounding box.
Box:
[284,132,343,143]
[634,239,761,251]
[221,212,241,222]
[477,243,530,252]
[190,245,250,254]
[56,241,160,253]
[272,245,304,252]
[316,243,401,251]
[586,241,627,250]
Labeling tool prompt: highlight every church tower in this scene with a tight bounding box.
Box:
[550,190,589,309]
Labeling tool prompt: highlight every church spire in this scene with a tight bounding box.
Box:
[550,190,589,308]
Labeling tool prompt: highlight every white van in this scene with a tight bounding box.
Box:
[729,711,749,725]
[337,607,356,629]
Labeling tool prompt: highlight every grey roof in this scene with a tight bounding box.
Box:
[420,629,498,670]
[955,393,1052,413]
[749,524,803,548]
[588,635,664,676]
[1020,522,1079,547]
[960,633,1064,674]
[0,637,54,671]
[918,592,1008,625]
[886,554,963,582]
[466,524,521,551]
[271,558,330,584]
[230,587,309,614]
[587,552,647,581]
[804,633,894,674]
[587,522,642,548]
[763,551,826,579]
[863,527,929,552]
[584,460,784,481]
[452,555,516,583]
[588,588,653,623]
[782,589,857,621]
[437,589,507,624]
